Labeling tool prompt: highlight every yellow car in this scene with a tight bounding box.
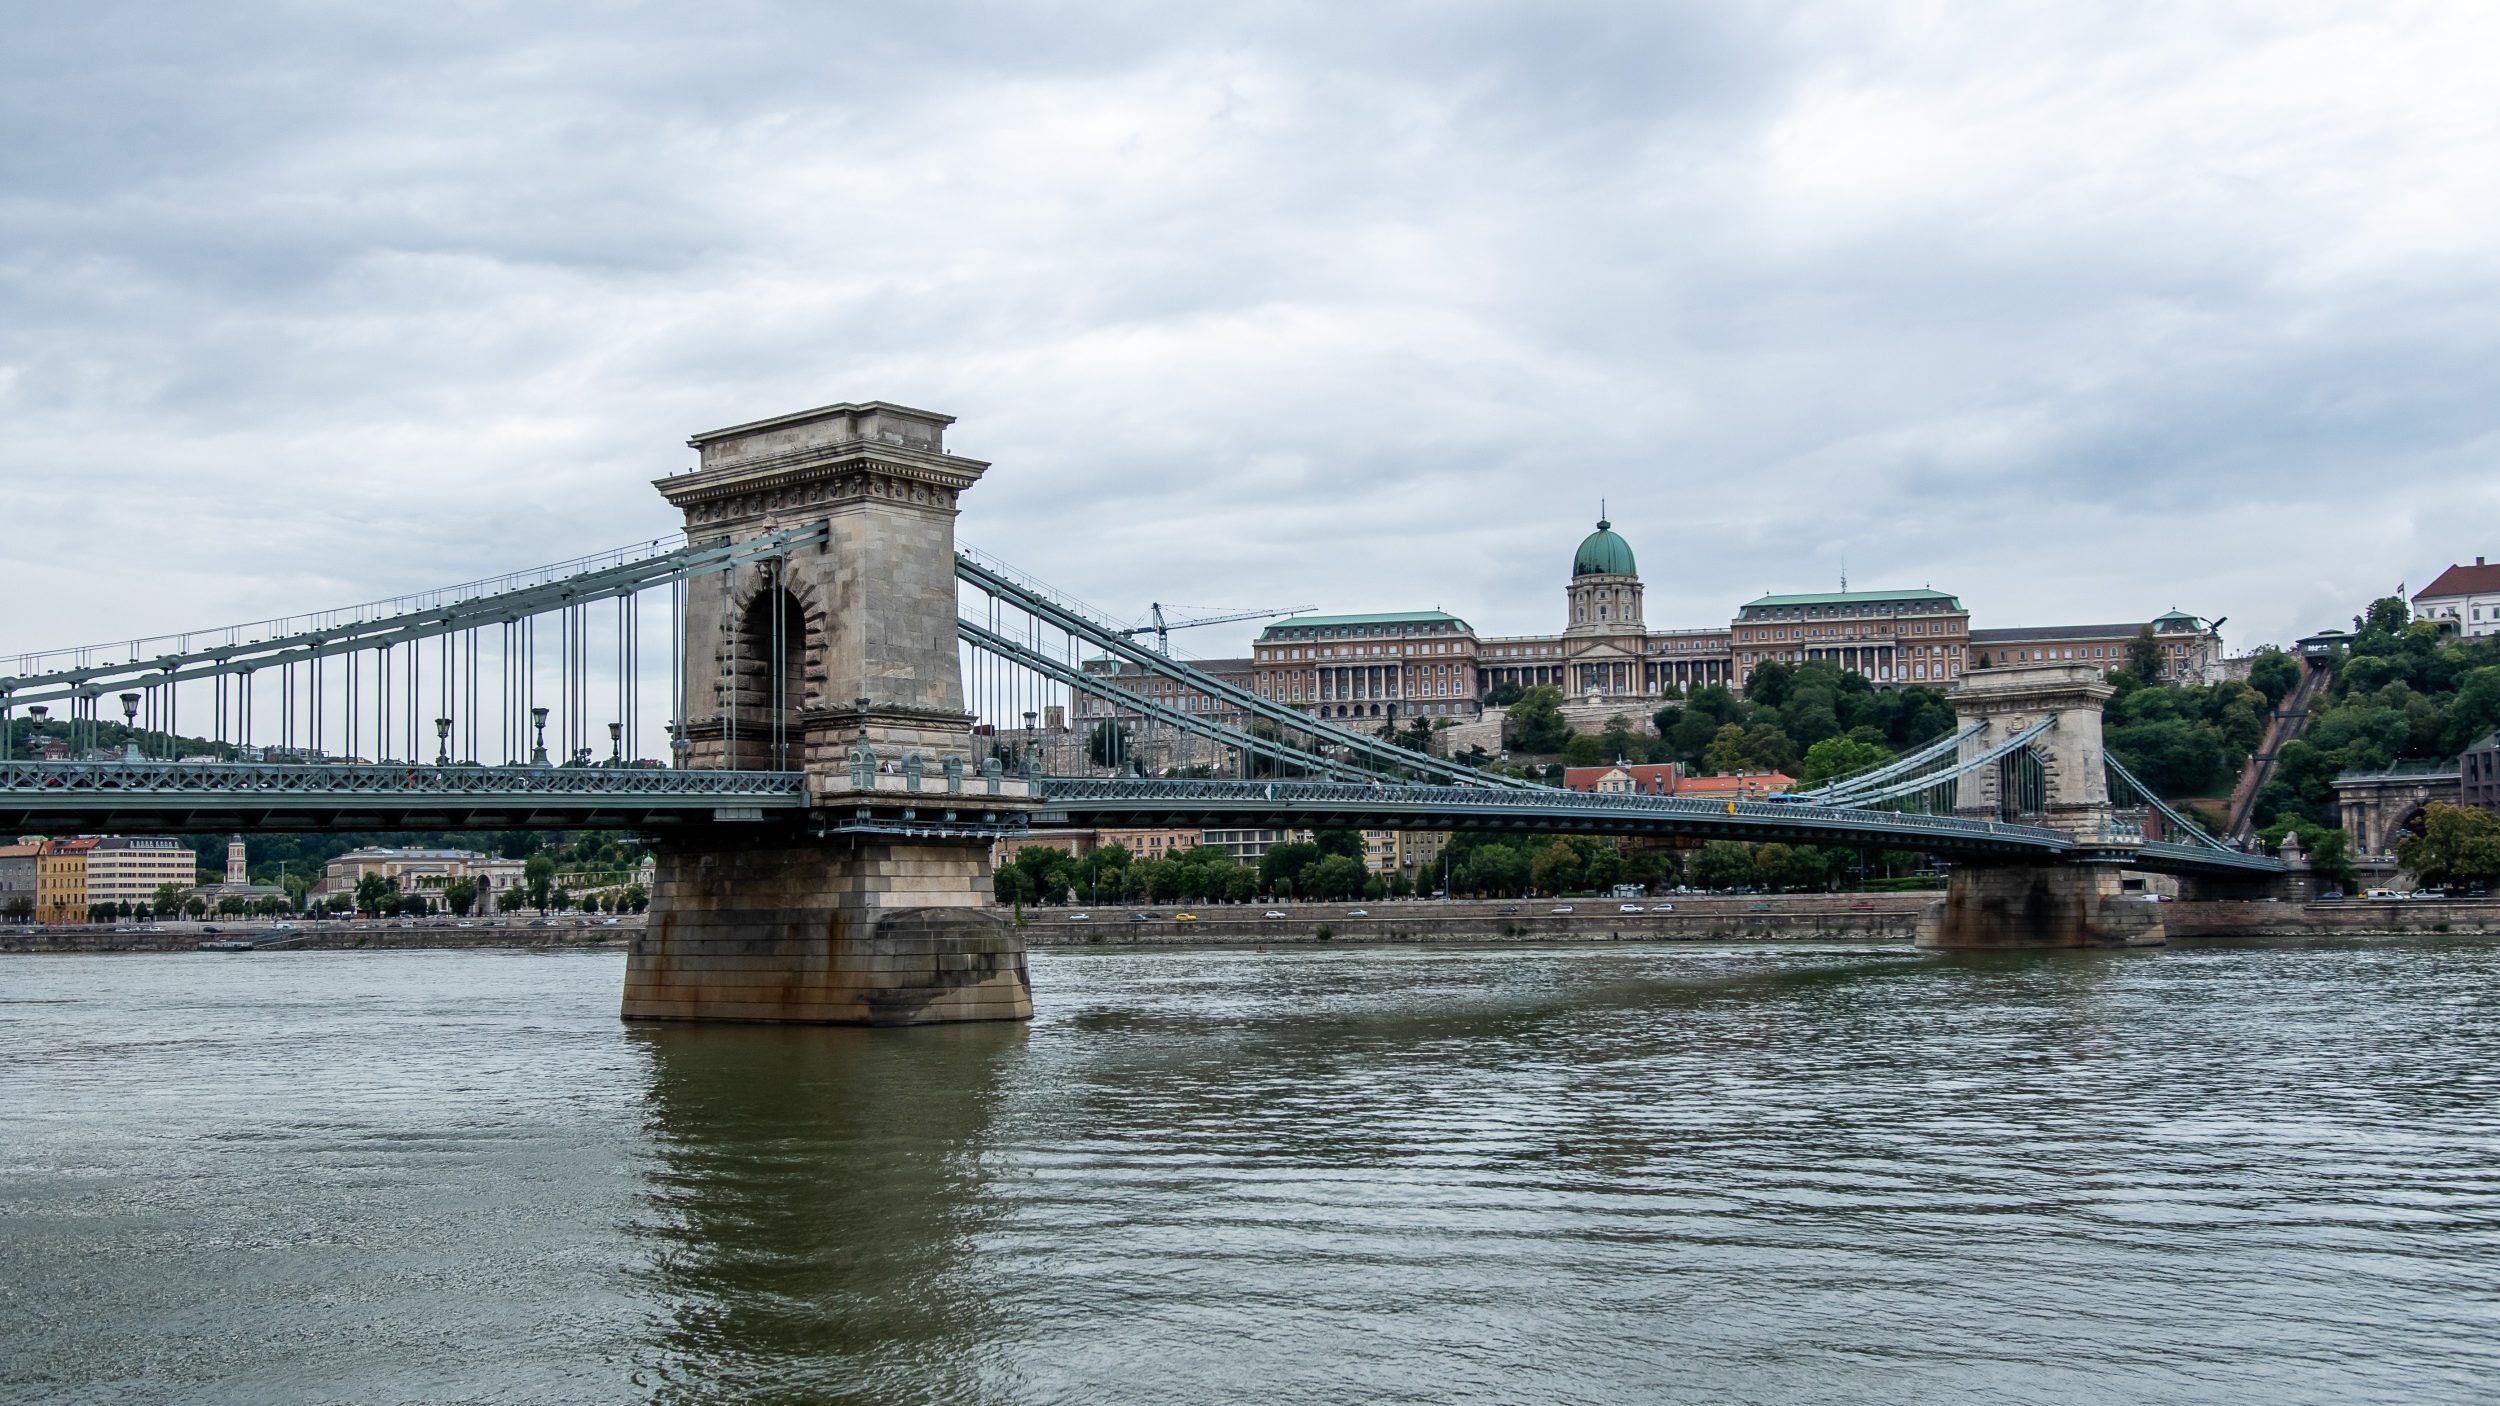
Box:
[1175,912,1200,922]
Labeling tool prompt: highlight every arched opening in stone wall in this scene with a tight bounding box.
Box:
[721,585,816,771]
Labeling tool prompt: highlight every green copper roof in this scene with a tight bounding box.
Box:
[1573,519,1637,577]
[1263,610,1471,634]
[1740,588,1963,609]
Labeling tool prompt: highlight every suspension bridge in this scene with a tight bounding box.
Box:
[2,400,2286,1023]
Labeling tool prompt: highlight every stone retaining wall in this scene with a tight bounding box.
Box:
[2167,899,2500,938]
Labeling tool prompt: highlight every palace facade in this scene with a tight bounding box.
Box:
[1077,515,2223,735]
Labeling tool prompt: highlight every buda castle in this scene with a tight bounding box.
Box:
[1077,516,2222,734]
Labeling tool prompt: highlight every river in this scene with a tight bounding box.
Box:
[4,941,2497,1404]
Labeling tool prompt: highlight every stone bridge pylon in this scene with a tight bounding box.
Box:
[623,402,1039,1026]
[1916,663,2166,949]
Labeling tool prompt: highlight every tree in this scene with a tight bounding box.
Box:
[1689,840,1755,891]
[1260,840,1323,898]
[444,877,479,917]
[1745,660,1795,706]
[2,895,33,922]
[183,896,208,917]
[1503,686,1571,754]
[1484,681,1525,707]
[151,882,189,916]
[1305,854,1368,901]
[1597,714,1640,762]
[2105,717,2230,797]
[1561,733,1611,767]
[2395,803,2500,891]
[1088,720,1131,770]
[1457,841,1529,896]
[524,853,556,913]
[1529,840,1584,896]
[497,886,528,914]
[353,871,398,917]
[2248,649,2302,708]
[2127,627,2164,682]
[1797,736,1892,786]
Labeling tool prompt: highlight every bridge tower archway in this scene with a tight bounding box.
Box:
[717,577,823,772]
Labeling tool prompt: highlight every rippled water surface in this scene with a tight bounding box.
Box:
[5,942,2500,1404]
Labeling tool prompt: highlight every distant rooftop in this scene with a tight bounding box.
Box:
[1971,624,2148,644]
[1739,589,1962,610]
[2414,558,2500,600]
[1262,611,1471,634]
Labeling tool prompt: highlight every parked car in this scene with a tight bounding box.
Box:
[200,925,223,935]
[1263,911,1287,919]
[2407,889,2444,900]
[1618,903,1645,913]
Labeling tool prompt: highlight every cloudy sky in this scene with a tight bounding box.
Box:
[6,1,2498,663]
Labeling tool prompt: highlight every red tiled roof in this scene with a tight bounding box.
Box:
[2415,561,2500,599]
[1562,763,1678,793]
[1676,772,1796,795]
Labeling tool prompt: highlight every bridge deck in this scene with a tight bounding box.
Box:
[0,763,2285,877]
[1032,777,2076,859]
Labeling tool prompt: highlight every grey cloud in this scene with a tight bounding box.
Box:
[4,1,2497,658]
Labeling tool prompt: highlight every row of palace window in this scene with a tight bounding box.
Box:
[1266,641,1467,661]
[1740,620,1959,643]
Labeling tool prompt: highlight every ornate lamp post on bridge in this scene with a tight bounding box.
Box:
[120,693,143,762]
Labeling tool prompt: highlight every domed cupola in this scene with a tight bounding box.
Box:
[1573,518,1637,578]
[1565,510,1643,635]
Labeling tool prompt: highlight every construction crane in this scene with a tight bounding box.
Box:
[1120,602,1315,655]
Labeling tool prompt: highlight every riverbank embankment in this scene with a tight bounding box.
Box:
[12,894,2500,955]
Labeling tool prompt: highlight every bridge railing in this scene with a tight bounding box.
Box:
[0,759,809,798]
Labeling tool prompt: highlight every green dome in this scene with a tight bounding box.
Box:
[1573,518,1637,577]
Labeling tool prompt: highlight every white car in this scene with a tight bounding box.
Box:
[1263,910,1287,919]
[1618,903,1645,913]
[1067,912,1092,921]
[1551,904,1574,915]
[1346,908,1370,917]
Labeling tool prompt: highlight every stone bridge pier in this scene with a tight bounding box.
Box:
[623,402,1038,1026]
[1916,664,2165,949]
